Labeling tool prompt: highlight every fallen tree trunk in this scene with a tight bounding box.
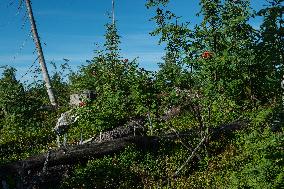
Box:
[0,120,248,188]
[0,136,159,175]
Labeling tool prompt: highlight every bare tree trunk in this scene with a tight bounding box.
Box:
[112,0,115,25]
[25,0,57,107]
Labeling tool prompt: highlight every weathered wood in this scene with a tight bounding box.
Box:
[0,120,248,188]
[112,0,115,25]
[25,0,57,107]
[82,119,146,144]
[0,120,247,175]
[0,135,160,189]
[0,136,159,177]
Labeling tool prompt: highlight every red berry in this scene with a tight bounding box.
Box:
[202,51,213,59]
[79,102,86,107]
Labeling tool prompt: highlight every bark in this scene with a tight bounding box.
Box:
[0,120,247,188]
[0,136,161,189]
[25,0,57,107]
[112,0,115,25]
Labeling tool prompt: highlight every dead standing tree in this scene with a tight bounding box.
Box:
[112,0,115,25]
[24,0,57,107]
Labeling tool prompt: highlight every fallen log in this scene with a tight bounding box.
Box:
[0,135,161,189]
[0,136,158,175]
[0,120,248,189]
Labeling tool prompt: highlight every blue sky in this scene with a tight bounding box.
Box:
[0,0,269,82]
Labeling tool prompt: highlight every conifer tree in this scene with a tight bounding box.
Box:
[255,0,284,101]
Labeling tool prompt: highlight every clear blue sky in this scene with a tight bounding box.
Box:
[0,0,268,82]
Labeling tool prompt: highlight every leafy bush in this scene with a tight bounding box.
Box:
[61,146,143,189]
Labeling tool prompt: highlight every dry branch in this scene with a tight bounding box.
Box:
[172,136,206,177]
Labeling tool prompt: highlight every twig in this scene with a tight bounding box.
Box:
[170,128,202,161]
[170,128,191,151]
[81,137,94,144]
[42,148,51,174]
[172,136,206,177]
[147,112,153,135]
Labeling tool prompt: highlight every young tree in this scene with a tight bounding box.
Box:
[0,67,25,117]
[70,11,155,133]
[147,1,195,114]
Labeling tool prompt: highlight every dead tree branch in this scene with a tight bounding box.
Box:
[172,136,206,177]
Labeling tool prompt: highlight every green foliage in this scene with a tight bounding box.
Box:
[197,127,284,189]
[227,128,283,188]
[49,61,72,106]
[146,0,169,8]
[61,146,143,189]
[61,142,196,189]
[0,67,58,164]
[254,0,284,102]
[1,1,284,188]
[0,67,27,117]
[70,20,158,136]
